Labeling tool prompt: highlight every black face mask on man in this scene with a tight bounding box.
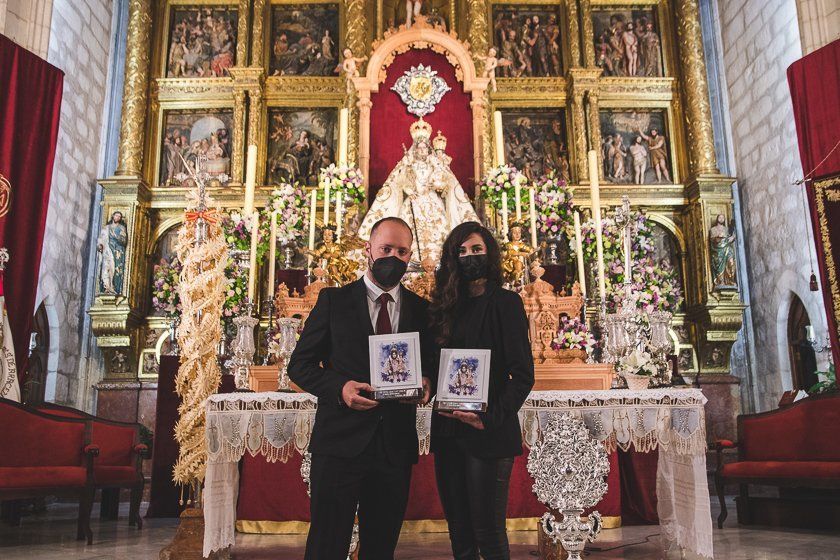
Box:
[458,254,488,281]
[369,254,408,288]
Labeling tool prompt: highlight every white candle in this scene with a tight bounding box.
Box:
[244,144,257,216]
[529,188,537,248]
[335,192,344,241]
[501,191,509,240]
[247,211,260,302]
[268,211,277,292]
[308,190,317,269]
[573,211,587,300]
[338,108,349,165]
[493,111,505,166]
[624,223,632,285]
[588,150,606,302]
[515,181,522,221]
[323,183,331,227]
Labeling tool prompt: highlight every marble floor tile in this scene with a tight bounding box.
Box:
[2,501,839,559]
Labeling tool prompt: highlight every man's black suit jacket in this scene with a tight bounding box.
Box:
[287,278,434,465]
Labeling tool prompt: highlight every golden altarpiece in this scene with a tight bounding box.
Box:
[88,0,745,438]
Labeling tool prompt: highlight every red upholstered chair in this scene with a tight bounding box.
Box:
[713,392,840,528]
[35,402,149,529]
[0,397,98,543]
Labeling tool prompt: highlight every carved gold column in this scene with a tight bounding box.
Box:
[580,0,595,68]
[466,0,489,66]
[567,0,581,68]
[115,0,152,177]
[675,0,718,176]
[570,91,587,181]
[236,0,250,66]
[251,0,266,65]
[585,91,602,181]
[357,95,373,203]
[345,0,368,166]
[232,89,246,183]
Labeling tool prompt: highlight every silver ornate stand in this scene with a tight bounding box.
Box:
[230,301,258,391]
[274,317,300,391]
[527,412,609,560]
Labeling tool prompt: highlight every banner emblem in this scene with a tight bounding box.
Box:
[0,173,10,218]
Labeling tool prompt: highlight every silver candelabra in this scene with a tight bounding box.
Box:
[230,300,258,391]
[273,317,300,391]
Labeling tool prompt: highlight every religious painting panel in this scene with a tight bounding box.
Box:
[266,107,338,186]
[491,3,563,78]
[165,5,238,78]
[501,108,570,183]
[598,109,672,185]
[379,0,452,34]
[158,109,234,187]
[269,2,340,77]
[591,6,664,78]
[150,227,180,318]
[648,220,684,307]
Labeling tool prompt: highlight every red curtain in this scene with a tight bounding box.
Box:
[0,35,64,380]
[369,49,475,199]
[788,39,840,367]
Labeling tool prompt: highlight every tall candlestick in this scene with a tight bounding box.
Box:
[493,111,505,166]
[244,144,257,216]
[308,190,317,269]
[247,211,260,302]
[573,211,587,300]
[515,182,522,220]
[588,150,606,302]
[338,108,349,165]
[335,192,344,241]
[323,183,331,227]
[529,188,537,248]
[268,211,277,294]
[501,191,509,240]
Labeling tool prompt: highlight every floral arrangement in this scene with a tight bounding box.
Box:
[579,210,681,312]
[318,164,365,205]
[534,173,574,237]
[617,347,659,378]
[551,315,596,352]
[222,259,247,318]
[221,209,270,262]
[809,364,836,395]
[478,164,528,211]
[606,256,683,313]
[152,257,182,318]
[265,183,308,245]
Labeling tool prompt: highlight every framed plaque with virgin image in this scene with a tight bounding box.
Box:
[434,349,491,412]
[368,332,424,400]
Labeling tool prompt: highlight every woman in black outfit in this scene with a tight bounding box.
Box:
[429,221,535,560]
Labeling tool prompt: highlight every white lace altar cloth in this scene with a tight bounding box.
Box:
[203,389,712,558]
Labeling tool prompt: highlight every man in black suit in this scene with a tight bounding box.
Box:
[288,217,433,560]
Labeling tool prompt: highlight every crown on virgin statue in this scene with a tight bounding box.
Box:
[432,130,447,151]
[410,117,433,142]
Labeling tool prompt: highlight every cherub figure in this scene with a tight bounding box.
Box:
[501,223,537,289]
[340,48,368,94]
[304,226,362,286]
[478,47,511,92]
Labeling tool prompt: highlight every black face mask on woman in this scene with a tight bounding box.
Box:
[458,254,488,281]
[370,255,408,288]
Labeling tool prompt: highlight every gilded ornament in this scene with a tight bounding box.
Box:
[392,64,451,117]
[116,0,152,177]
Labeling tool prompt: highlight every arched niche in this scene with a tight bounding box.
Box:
[352,22,490,201]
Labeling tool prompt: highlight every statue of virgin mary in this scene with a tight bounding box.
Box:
[358,118,479,261]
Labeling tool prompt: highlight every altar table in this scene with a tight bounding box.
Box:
[202,389,712,558]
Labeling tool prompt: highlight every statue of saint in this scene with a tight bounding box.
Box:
[97,211,128,295]
[709,214,737,288]
[359,118,479,262]
[305,226,362,287]
[501,223,536,289]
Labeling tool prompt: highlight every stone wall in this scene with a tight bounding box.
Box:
[715,0,828,411]
[0,0,53,57]
[796,0,840,55]
[34,0,114,407]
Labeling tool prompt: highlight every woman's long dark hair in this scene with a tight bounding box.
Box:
[429,221,503,345]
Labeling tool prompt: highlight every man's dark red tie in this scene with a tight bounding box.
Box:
[375,293,393,335]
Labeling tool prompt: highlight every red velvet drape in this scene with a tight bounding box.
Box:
[0,35,64,380]
[787,39,840,367]
[369,49,475,199]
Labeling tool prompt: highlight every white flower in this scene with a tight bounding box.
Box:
[622,348,652,375]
